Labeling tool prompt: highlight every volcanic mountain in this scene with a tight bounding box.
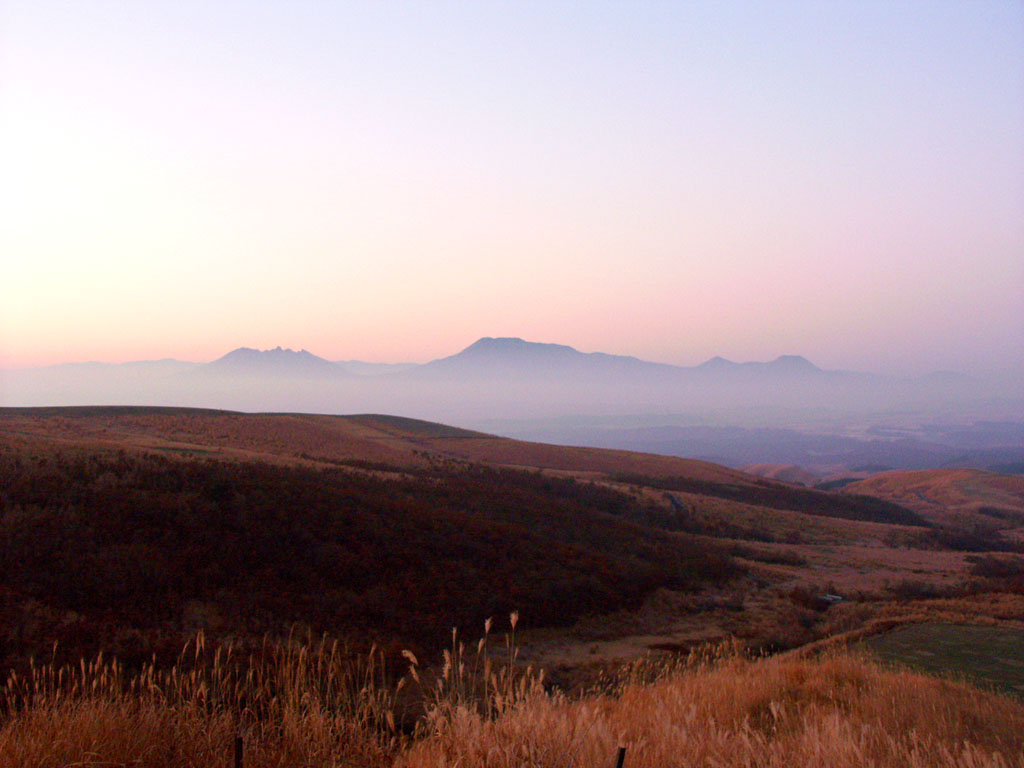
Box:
[198,347,346,378]
[411,337,681,381]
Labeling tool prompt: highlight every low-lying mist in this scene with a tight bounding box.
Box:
[2,338,1021,476]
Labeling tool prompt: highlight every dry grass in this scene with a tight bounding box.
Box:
[847,469,1024,528]
[1,622,1022,768]
[0,408,752,483]
[0,631,400,768]
[402,640,1024,768]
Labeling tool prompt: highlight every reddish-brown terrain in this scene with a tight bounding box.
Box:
[846,468,1024,523]
[0,406,752,483]
[1,405,1023,768]
[2,406,1021,679]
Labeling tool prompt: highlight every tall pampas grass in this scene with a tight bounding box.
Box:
[401,639,1024,768]
[1,617,1022,767]
[0,629,400,767]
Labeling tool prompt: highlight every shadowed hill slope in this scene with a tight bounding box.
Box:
[0,438,737,669]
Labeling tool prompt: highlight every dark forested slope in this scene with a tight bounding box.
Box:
[0,446,735,666]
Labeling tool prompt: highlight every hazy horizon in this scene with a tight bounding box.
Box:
[0,336,1016,380]
[3,2,1023,377]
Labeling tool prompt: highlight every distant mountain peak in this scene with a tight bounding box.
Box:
[465,336,561,348]
[415,336,676,380]
[204,346,342,376]
[456,337,580,358]
[463,336,526,352]
[768,355,820,372]
[217,346,319,360]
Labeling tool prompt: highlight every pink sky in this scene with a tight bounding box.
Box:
[2,2,1022,375]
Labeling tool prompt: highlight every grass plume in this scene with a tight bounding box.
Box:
[0,619,1022,767]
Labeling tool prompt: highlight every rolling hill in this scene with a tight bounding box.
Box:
[2,405,1023,697]
[846,469,1024,529]
[0,406,751,668]
[0,406,753,484]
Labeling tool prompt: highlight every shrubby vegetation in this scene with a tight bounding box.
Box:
[967,554,1024,593]
[613,474,926,526]
[898,524,1024,554]
[0,448,736,667]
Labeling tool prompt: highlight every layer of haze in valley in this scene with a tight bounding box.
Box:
[4,337,1022,479]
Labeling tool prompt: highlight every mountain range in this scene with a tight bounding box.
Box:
[2,337,1020,475]
[194,338,837,381]
[2,337,846,386]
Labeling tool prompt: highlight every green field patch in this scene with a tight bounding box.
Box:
[860,623,1024,698]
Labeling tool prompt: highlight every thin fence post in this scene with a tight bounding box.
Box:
[614,746,626,768]
[234,734,243,768]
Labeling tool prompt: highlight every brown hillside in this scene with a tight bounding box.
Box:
[846,468,1024,529]
[0,406,751,484]
[4,404,1024,722]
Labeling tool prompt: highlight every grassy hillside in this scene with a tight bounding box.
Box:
[3,407,1020,665]
[847,468,1024,525]
[0,443,736,668]
[0,406,756,483]
[2,407,1024,765]
[846,469,1024,552]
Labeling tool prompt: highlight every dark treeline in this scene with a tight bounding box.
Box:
[0,448,736,667]
[614,474,926,527]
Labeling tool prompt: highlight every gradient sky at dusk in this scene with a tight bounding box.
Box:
[2,2,1022,375]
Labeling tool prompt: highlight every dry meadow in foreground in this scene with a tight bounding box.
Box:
[3,409,1023,767]
[1,627,1021,768]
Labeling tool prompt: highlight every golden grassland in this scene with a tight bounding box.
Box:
[0,408,749,483]
[847,469,1024,529]
[1,623,1022,768]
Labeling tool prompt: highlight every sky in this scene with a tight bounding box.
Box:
[2,1,1022,376]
